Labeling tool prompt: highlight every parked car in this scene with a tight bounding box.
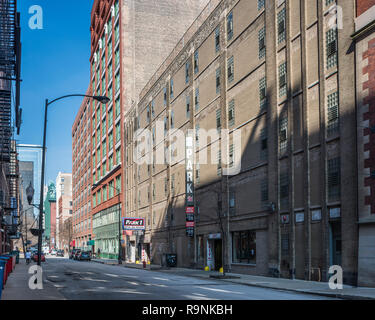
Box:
[69,249,78,259]
[32,252,46,262]
[57,250,65,257]
[77,251,91,261]
[50,249,57,256]
[73,250,81,260]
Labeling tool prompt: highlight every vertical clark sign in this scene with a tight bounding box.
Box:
[185,132,195,237]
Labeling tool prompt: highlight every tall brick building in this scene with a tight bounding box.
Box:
[353,0,375,287]
[73,0,210,260]
[72,89,93,251]
[123,0,369,286]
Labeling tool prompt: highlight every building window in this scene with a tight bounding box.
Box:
[171,174,175,194]
[196,163,200,184]
[326,28,338,69]
[116,123,121,142]
[215,26,220,52]
[151,100,155,118]
[185,61,190,84]
[115,175,121,193]
[261,179,268,205]
[115,48,120,68]
[280,172,289,207]
[163,87,167,106]
[102,140,107,158]
[115,98,121,118]
[260,127,268,161]
[227,56,234,84]
[259,76,267,110]
[227,11,233,41]
[170,110,174,129]
[277,8,286,44]
[328,157,340,201]
[327,91,339,136]
[228,99,235,128]
[194,51,199,74]
[216,108,221,130]
[186,96,191,119]
[109,131,114,150]
[229,144,234,168]
[115,22,120,43]
[278,62,287,97]
[116,148,121,165]
[164,178,168,196]
[103,186,107,202]
[281,233,289,256]
[279,114,288,154]
[258,0,265,10]
[216,68,221,94]
[108,107,113,127]
[195,124,200,148]
[258,27,266,59]
[232,231,256,264]
[152,183,155,201]
[195,87,199,112]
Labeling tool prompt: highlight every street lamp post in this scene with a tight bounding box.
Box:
[37,94,110,266]
[93,183,122,264]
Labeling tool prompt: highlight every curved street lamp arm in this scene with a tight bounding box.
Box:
[47,94,99,106]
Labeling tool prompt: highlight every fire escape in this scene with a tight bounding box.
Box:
[0,0,21,249]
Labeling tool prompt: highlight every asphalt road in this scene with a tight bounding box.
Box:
[40,256,336,300]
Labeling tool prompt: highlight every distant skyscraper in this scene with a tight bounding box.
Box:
[17,144,43,217]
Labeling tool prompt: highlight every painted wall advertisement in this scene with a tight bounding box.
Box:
[185,133,195,237]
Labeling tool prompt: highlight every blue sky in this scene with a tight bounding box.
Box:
[17,0,94,184]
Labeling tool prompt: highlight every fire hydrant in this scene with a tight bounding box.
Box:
[143,260,146,269]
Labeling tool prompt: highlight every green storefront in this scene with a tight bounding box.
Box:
[92,204,121,260]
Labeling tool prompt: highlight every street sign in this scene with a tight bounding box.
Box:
[122,217,145,230]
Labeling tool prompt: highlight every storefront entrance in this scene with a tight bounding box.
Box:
[207,236,223,271]
[329,221,342,266]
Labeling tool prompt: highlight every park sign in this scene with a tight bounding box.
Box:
[123,217,145,230]
[185,133,195,237]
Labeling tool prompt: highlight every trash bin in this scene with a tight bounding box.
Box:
[0,260,6,290]
[0,257,10,284]
[2,255,15,271]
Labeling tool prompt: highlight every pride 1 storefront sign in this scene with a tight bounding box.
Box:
[122,217,145,230]
[185,133,195,237]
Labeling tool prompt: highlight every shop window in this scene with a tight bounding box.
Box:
[232,231,256,264]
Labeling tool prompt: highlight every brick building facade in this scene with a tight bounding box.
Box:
[354,0,375,287]
[124,0,363,285]
[85,0,211,260]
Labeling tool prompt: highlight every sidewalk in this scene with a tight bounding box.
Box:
[92,258,375,300]
[1,259,65,300]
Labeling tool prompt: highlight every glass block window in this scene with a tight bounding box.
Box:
[185,61,190,84]
[260,127,268,161]
[227,11,233,41]
[217,150,222,176]
[278,62,287,97]
[228,99,235,127]
[216,68,221,94]
[277,8,286,44]
[279,114,288,154]
[186,96,191,119]
[328,157,340,201]
[194,51,199,74]
[259,76,267,110]
[215,26,220,52]
[258,0,265,10]
[195,88,199,112]
[326,28,338,69]
[327,91,339,135]
[216,108,221,130]
[259,27,266,59]
[280,172,289,207]
[227,56,234,84]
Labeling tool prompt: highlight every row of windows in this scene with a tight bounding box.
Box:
[92,175,122,208]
